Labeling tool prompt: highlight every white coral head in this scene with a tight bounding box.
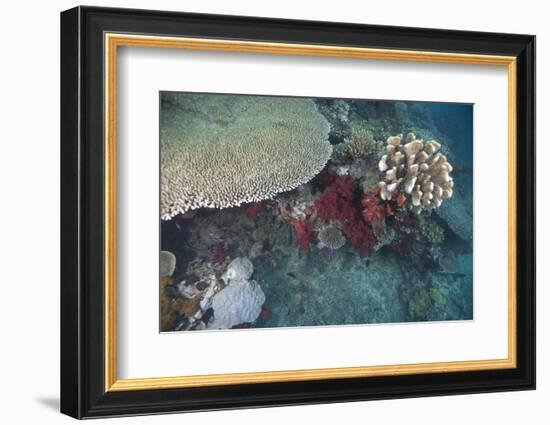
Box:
[378,133,453,210]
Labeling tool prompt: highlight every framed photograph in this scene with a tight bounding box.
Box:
[60,6,535,419]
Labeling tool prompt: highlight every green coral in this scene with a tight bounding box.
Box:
[409,287,446,319]
[416,213,445,244]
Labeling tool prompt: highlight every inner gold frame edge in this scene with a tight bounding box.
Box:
[104,33,518,392]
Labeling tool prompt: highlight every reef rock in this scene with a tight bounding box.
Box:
[160,94,332,219]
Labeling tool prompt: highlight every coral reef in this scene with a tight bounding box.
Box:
[161,95,332,219]
[159,96,473,331]
[377,133,454,209]
[318,225,346,250]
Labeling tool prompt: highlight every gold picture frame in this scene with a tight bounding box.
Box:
[61,6,535,419]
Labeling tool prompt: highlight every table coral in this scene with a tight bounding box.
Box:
[160,94,332,219]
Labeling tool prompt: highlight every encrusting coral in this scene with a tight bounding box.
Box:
[160,94,332,219]
[377,133,454,209]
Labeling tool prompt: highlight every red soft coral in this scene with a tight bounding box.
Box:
[314,175,356,222]
[343,219,376,257]
[314,175,377,256]
[291,219,315,252]
[361,191,385,223]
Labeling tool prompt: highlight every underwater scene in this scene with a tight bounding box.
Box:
[159,92,473,332]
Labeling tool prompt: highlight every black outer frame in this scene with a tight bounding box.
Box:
[60,5,536,419]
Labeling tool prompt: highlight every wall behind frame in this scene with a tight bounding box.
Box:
[0,1,543,424]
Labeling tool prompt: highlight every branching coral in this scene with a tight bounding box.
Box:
[345,131,377,161]
[160,94,332,219]
[377,133,454,209]
[331,130,376,164]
